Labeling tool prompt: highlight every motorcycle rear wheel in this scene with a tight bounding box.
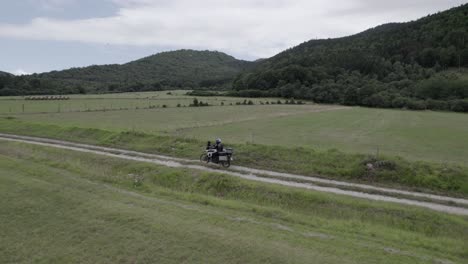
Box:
[221,159,231,168]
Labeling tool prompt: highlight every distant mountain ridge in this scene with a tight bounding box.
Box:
[0,50,253,95]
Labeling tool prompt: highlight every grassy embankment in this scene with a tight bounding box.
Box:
[0,141,467,263]
[1,117,467,197]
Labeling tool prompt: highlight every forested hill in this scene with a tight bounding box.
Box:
[0,50,253,95]
[0,71,12,77]
[233,4,468,112]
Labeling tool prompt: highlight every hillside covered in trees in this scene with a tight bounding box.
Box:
[232,4,468,112]
[0,50,253,95]
[0,71,12,77]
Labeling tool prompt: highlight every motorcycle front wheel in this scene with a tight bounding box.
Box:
[200,153,209,163]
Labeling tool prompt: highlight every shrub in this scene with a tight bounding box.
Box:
[391,97,409,108]
[406,100,427,110]
[449,100,468,112]
[186,90,220,96]
[425,99,449,111]
[227,89,270,97]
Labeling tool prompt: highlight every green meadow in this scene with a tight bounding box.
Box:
[1,141,467,263]
[1,91,468,196]
[1,91,467,164]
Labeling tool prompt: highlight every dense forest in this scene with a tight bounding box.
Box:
[232,4,468,112]
[0,50,253,95]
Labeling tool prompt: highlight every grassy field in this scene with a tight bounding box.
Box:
[8,104,336,133]
[181,107,468,164]
[0,90,283,114]
[2,92,467,164]
[1,91,468,196]
[1,141,467,263]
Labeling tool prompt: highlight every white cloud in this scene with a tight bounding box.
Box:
[0,0,465,59]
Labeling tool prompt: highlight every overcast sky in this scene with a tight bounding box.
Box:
[0,0,466,75]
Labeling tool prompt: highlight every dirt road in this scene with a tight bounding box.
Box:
[1,133,467,216]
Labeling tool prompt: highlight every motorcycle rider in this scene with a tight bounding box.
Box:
[214,138,224,152]
[213,138,224,161]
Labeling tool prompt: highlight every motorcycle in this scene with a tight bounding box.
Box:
[200,147,234,168]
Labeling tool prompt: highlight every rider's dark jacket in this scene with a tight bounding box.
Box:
[215,143,224,152]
